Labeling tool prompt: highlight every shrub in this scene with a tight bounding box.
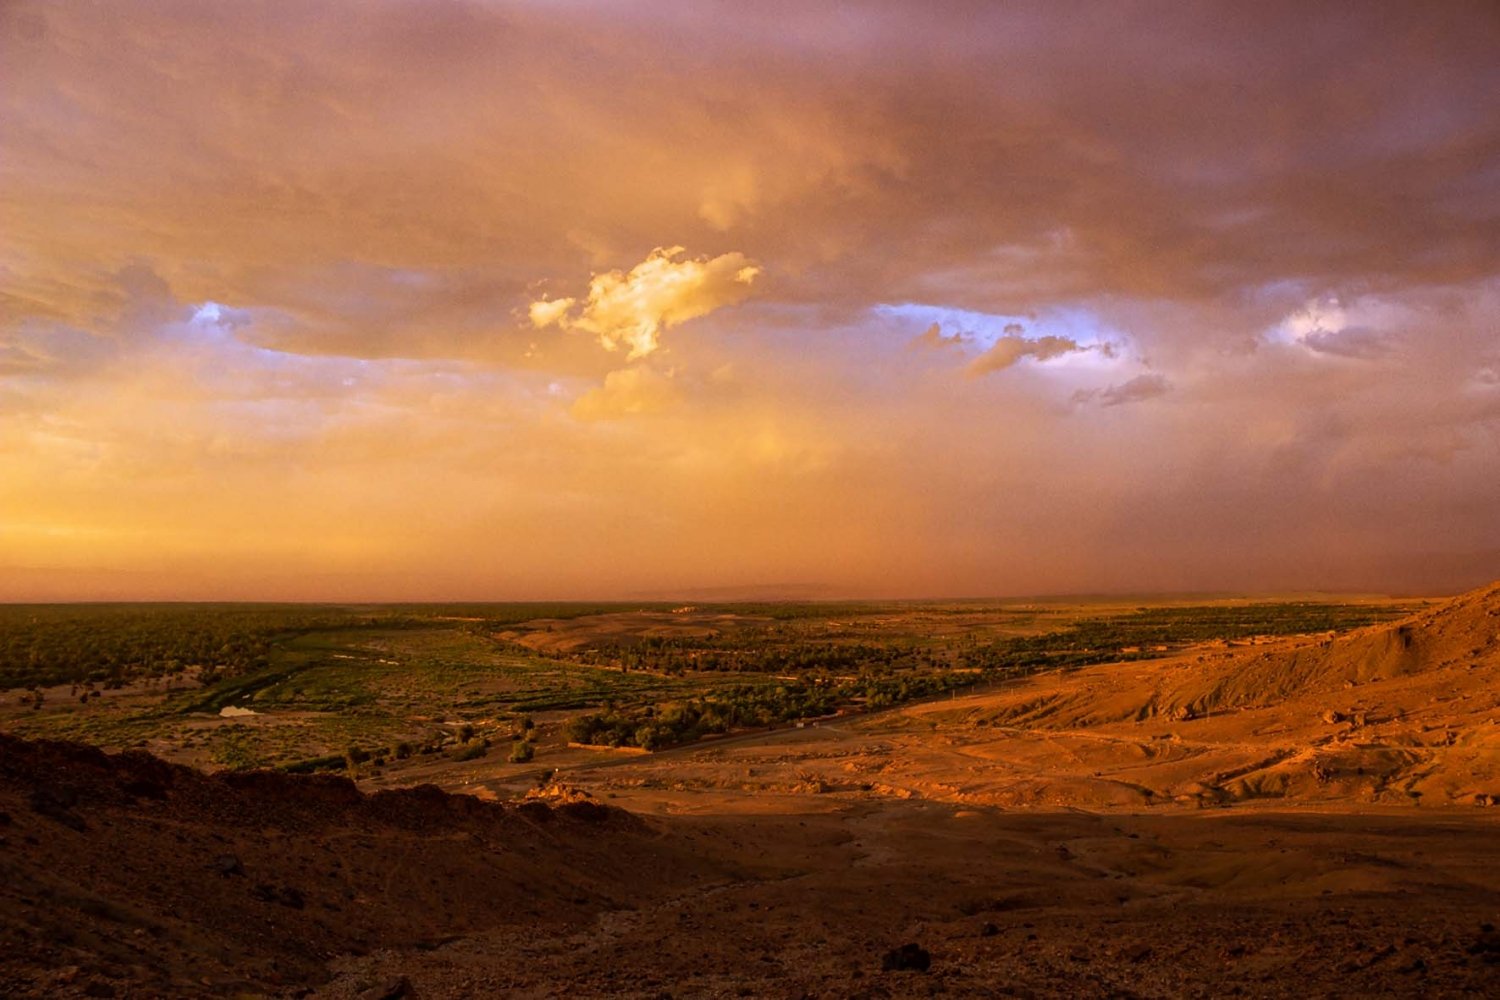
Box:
[281,753,345,774]
[509,740,535,764]
[451,739,488,762]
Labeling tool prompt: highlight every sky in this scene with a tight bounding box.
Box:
[2,0,1498,601]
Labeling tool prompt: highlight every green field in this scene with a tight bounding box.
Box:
[0,597,1426,771]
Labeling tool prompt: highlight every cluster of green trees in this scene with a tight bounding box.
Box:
[0,604,462,690]
[565,668,980,750]
[283,737,429,774]
[0,607,294,689]
[561,636,945,676]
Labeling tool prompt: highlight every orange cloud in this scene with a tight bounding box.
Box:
[570,366,681,421]
[531,248,760,359]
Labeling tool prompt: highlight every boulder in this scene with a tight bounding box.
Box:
[881,943,931,972]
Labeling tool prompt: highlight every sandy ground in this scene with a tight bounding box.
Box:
[312,804,1500,999]
[6,733,1498,999]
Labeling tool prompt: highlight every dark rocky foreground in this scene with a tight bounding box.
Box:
[0,732,719,997]
[3,731,1499,998]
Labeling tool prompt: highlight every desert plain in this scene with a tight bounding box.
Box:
[3,586,1499,998]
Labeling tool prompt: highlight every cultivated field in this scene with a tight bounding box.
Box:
[0,596,1419,787]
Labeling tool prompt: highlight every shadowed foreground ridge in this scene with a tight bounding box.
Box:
[0,733,706,997]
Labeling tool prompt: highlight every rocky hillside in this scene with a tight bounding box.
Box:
[900,581,1500,808]
[0,733,723,998]
[1155,581,1500,718]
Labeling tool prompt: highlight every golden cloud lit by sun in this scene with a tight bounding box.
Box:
[530,247,761,360]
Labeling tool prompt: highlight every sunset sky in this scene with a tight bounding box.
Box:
[2,1,1498,601]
